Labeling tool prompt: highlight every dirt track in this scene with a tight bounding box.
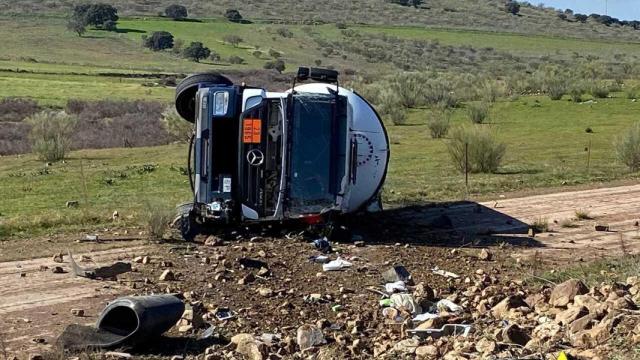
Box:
[1,184,639,357]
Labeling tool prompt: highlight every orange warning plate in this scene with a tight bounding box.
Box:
[243,118,262,143]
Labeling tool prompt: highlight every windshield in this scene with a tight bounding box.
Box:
[288,93,347,214]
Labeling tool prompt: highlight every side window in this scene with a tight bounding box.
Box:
[245,96,262,111]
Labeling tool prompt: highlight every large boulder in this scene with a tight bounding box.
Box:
[491,295,528,319]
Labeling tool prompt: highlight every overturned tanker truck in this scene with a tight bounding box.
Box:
[174,67,390,240]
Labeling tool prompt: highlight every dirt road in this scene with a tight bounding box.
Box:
[1,184,639,357]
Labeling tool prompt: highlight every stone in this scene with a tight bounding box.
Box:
[238,273,255,285]
[475,338,496,354]
[595,225,610,232]
[415,317,445,330]
[556,306,588,326]
[70,308,84,317]
[296,324,325,350]
[133,256,143,263]
[627,276,639,287]
[104,352,132,359]
[569,314,597,334]
[550,279,588,307]
[51,266,64,274]
[491,295,528,319]
[258,287,273,297]
[416,345,439,358]
[257,267,271,277]
[205,235,224,246]
[382,265,412,284]
[532,321,561,342]
[574,295,607,317]
[478,249,493,261]
[159,269,175,281]
[231,333,264,360]
[142,256,150,265]
[52,253,64,263]
[501,324,530,346]
[66,200,79,208]
[413,282,436,303]
[393,338,420,354]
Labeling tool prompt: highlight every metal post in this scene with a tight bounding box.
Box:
[586,139,592,174]
[464,142,469,195]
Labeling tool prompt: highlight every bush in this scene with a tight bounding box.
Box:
[67,16,86,36]
[263,59,286,73]
[161,106,192,142]
[73,4,118,27]
[182,41,210,62]
[276,27,293,38]
[615,122,640,171]
[467,102,489,124]
[626,87,639,100]
[504,1,520,15]
[145,202,173,241]
[165,4,188,20]
[223,35,243,47]
[0,98,41,122]
[25,111,77,162]
[377,91,406,125]
[268,49,281,58]
[427,108,451,138]
[209,52,221,62]
[568,82,585,102]
[590,83,610,98]
[228,56,245,64]
[224,9,242,22]
[102,19,117,31]
[143,31,174,51]
[387,107,407,125]
[447,125,506,173]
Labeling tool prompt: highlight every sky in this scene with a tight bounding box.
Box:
[541,0,640,20]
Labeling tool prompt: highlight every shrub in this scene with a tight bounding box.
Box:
[531,217,549,233]
[209,52,221,62]
[427,107,451,138]
[615,122,640,171]
[467,102,489,124]
[626,87,639,100]
[276,27,293,38]
[268,49,282,58]
[447,125,506,173]
[182,41,210,62]
[224,9,242,22]
[590,84,610,99]
[145,202,173,241]
[165,4,188,20]
[263,59,286,73]
[0,98,40,122]
[143,31,174,51]
[575,209,593,220]
[387,107,407,125]
[223,35,243,47]
[228,56,245,64]
[377,91,406,125]
[102,19,117,31]
[25,111,77,162]
[161,106,192,142]
[504,1,520,15]
[568,82,585,102]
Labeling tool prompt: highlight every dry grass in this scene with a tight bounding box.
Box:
[575,209,593,220]
[531,217,549,233]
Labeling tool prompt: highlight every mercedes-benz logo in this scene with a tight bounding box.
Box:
[246,149,264,166]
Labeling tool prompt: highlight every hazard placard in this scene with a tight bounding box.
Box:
[243,118,262,143]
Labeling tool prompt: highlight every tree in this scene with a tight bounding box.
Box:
[143,31,174,51]
[574,13,588,22]
[224,9,243,22]
[67,16,87,37]
[183,42,211,62]
[223,34,243,47]
[103,19,117,31]
[504,1,520,15]
[78,4,119,27]
[165,4,188,20]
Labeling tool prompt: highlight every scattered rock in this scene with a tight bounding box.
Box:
[159,269,175,281]
[205,235,224,246]
[550,279,589,307]
[258,287,273,297]
[501,324,530,346]
[393,338,420,355]
[491,295,528,319]
[382,265,412,284]
[52,253,64,263]
[65,201,79,208]
[556,306,588,326]
[296,324,325,350]
[231,333,264,360]
[238,273,256,285]
[51,266,65,274]
[478,249,493,261]
[70,308,84,317]
[594,225,610,232]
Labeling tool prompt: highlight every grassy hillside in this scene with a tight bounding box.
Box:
[2,0,639,42]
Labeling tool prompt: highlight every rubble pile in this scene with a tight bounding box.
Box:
[108,239,640,359]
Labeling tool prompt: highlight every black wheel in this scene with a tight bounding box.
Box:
[175,73,233,122]
[179,213,199,242]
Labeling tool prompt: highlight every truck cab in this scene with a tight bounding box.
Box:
[175,68,389,240]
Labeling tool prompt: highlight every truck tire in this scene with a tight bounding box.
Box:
[175,203,199,241]
[175,73,233,122]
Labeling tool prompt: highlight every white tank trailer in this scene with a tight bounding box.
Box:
[174,67,389,240]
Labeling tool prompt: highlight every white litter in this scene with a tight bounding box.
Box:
[413,312,440,322]
[322,257,352,271]
[384,281,407,293]
[436,299,463,313]
[431,267,460,279]
[390,293,422,315]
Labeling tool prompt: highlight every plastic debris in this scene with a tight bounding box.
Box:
[382,265,412,284]
[431,267,460,279]
[322,257,352,271]
[390,293,422,315]
[379,298,393,307]
[436,299,463,313]
[384,281,407,293]
[313,237,332,253]
[413,312,440,322]
[309,255,330,264]
[214,308,235,321]
[407,324,472,339]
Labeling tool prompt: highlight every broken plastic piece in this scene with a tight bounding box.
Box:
[407,324,472,339]
[431,267,460,279]
[68,251,131,279]
[413,313,440,322]
[436,299,463,313]
[322,257,352,271]
[384,281,407,294]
